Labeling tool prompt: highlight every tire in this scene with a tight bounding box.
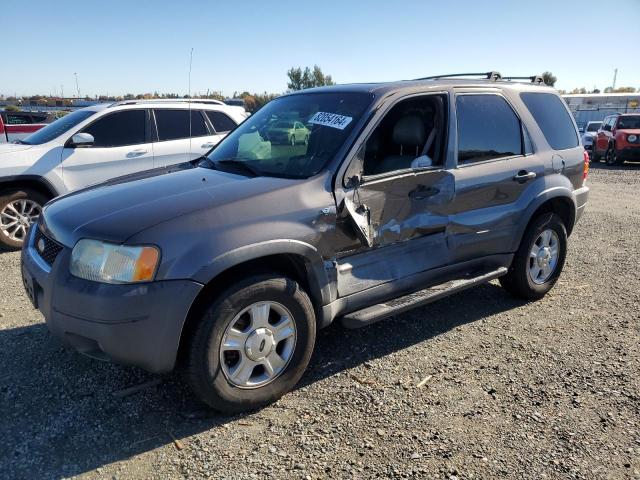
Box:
[591,142,601,162]
[605,144,620,166]
[499,213,567,300]
[186,274,316,413]
[0,188,48,251]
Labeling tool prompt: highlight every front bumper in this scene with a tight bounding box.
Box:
[21,227,203,373]
[617,147,640,161]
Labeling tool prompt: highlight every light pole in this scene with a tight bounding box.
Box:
[74,72,80,99]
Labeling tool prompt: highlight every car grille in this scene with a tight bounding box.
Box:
[33,228,64,266]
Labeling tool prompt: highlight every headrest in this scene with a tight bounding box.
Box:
[392,116,426,146]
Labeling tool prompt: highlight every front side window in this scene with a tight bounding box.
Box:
[81,110,146,147]
[586,122,601,132]
[205,92,372,179]
[456,94,522,164]
[155,110,209,141]
[21,109,95,145]
[520,92,578,150]
[206,111,237,133]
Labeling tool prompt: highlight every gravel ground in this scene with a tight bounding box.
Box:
[0,164,639,480]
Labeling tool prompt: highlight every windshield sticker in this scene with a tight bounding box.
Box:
[308,112,353,130]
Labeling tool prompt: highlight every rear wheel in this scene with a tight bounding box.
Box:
[499,213,567,300]
[186,274,316,413]
[0,188,47,251]
[591,141,601,162]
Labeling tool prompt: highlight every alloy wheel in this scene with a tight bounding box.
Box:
[219,301,297,389]
[528,229,560,285]
[0,199,41,242]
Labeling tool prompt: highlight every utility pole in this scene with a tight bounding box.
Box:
[612,68,618,91]
[74,72,80,99]
[61,84,64,99]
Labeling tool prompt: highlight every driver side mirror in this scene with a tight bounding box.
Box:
[69,132,94,148]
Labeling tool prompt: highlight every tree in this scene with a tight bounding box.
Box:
[613,87,636,93]
[287,65,335,91]
[541,71,557,87]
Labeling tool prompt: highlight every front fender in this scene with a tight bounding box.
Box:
[192,239,332,306]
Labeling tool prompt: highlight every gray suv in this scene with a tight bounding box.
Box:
[21,72,590,413]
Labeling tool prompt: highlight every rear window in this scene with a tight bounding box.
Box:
[520,92,578,150]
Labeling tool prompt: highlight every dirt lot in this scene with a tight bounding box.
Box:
[0,164,638,480]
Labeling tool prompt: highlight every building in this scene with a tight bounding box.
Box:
[562,93,640,130]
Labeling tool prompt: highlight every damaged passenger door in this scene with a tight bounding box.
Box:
[335,168,455,297]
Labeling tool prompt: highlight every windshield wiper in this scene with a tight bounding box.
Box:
[214,158,262,177]
[13,140,29,145]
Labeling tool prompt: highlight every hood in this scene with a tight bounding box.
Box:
[41,165,294,247]
[0,143,33,155]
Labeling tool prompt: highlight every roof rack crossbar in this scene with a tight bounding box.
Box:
[108,98,226,108]
[413,71,502,81]
[502,75,545,84]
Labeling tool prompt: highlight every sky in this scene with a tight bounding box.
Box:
[2,0,639,98]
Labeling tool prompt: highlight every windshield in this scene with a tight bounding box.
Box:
[617,116,640,129]
[206,92,373,178]
[586,122,601,132]
[20,109,95,145]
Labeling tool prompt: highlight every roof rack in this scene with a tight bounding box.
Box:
[413,72,546,85]
[413,71,502,81]
[502,75,545,84]
[108,98,226,108]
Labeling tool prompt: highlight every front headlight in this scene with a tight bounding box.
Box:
[70,239,160,284]
[628,134,637,142]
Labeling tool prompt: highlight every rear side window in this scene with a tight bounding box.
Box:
[520,92,578,150]
[206,111,237,133]
[81,110,146,147]
[155,110,209,141]
[456,94,522,164]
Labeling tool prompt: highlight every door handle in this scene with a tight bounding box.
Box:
[513,170,536,183]
[409,185,440,200]
[127,149,148,157]
[201,142,215,148]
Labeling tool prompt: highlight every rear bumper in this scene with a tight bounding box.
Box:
[574,185,589,225]
[21,227,203,373]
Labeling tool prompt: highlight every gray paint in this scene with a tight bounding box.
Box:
[23,78,589,373]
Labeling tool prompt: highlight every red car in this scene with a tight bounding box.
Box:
[0,111,51,144]
[592,113,640,165]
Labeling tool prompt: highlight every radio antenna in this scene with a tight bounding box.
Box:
[188,47,194,158]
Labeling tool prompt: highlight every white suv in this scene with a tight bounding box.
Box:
[0,99,247,250]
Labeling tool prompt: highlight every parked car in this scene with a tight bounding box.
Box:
[0,110,52,144]
[592,113,640,165]
[0,99,247,250]
[265,119,310,145]
[21,72,589,413]
[581,120,602,151]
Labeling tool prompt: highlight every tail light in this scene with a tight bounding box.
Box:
[582,149,590,183]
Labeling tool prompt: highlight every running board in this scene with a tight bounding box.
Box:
[341,267,508,329]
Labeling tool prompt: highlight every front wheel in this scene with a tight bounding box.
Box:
[499,213,567,300]
[0,188,47,251]
[186,274,316,413]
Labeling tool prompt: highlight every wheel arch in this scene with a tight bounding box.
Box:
[0,175,59,201]
[512,191,576,252]
[176,243,330,367]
